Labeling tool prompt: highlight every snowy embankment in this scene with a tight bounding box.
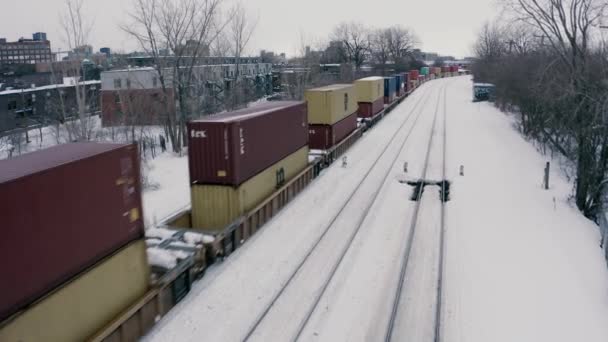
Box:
[443,76,608,342]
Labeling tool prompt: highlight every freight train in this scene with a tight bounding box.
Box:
[0,65,464,341]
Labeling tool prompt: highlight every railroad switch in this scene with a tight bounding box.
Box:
[398,179,451,202]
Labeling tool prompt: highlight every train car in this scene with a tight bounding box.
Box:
[0,143,145,323]
[384,77,397,104]
[187,101,308,187]
[191,146,309,231]
[305,84,358,150]
[354,76,384,119]
[393,74,404,97]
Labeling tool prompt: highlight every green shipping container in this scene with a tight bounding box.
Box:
[191,146,309,231]
[0,240,149,342]
[420,67,430,76]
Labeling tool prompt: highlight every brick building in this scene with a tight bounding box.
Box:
[0,33,54,66]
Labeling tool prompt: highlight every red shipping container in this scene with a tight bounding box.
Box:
[188,101,309,186]
[441,66,450,73]
[308,112,357,150]
[409,70,420,80]
[0,143,144,321]
[357,97,384,118]
[384,94,396,104]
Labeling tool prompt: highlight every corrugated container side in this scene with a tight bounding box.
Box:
[383,77,397,97]
[305,85,357,125]
[308,112,357,150]
[191,146,309,230]
[409,70,420,80]
[0,143,144,322]
[393,75,403,94]
[0,240,149,342]
[354,77,384,103]
[188,102,308,186]
[357,97,385,118]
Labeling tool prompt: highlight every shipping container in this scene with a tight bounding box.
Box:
[357,97,385,118]
[420,67,430,76]
[384,77,397,104]
[0,240,149,342]
[354,77,384,103]
[188,101,308,186]
[441,66,450,73]
[409,70,420,80]
[402,72,410,92]
[392,74,403,96]
[305,84,358,125]
[191,146,309,230]
[0,143,144,322]
[309,112,357,150]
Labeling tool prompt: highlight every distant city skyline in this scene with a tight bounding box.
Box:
[0,0,498,59]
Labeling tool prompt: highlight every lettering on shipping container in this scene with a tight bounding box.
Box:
[191,130,207,138]
[239,128,245,155]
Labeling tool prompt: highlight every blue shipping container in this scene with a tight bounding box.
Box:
[384,77,397,97]
[392,74,403,92]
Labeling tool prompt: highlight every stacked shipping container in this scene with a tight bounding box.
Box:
[0,143,149,339]
[305,84,358,150]
[188,101,309,231]
[0,240,149,341]
[393,74,404,97]
[383,77,397,104]
[354,76,384,118]
[402,72,410,93]
[409,70,420,89]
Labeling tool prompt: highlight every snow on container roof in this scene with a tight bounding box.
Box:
[191,101,305,123]
[0,142,131,184]
[308,84,353,92]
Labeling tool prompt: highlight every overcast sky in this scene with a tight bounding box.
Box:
[0,0,498,59]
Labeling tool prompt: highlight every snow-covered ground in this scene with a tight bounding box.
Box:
[142,76,608,342]
[442,77,608,342]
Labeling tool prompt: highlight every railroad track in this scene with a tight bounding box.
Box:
[242,83,438,342]
[384,82,449,342]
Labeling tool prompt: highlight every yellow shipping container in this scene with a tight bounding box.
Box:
[305,84,358,125]
[0,240,149,342]
[192,146,309,230]
[354,77,384,103]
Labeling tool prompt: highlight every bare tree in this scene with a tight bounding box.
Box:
[331,22,370,70]
[370,28,392,75]
[387,25,419,67]
[473,0,608,219]
[123,0,229,153]
[60,0,96,141]
[225,1,258,109]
